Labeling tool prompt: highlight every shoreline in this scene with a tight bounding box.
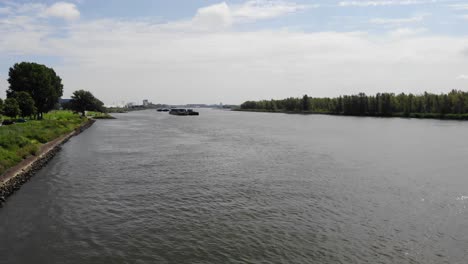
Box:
[0,119,95,206]
[234,109,468,120]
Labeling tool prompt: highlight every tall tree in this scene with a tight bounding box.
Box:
[0,98,3,116]
[301,94,310,111]
[14,91,36,118]
[7,62,63,119]
[70,90,105,116]
[2,98,21,119]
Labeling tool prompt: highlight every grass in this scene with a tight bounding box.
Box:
[86,111,115,119]
[0,111,87,176]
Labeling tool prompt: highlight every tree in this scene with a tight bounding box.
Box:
[2,98,21,119]
[0,98,3,116]
[7,62,63,119]
[14,91,36,118]
[240,101,258,110]
[301,94,310,111]
[70,90,105,116]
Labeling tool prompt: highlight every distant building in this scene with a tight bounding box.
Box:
[143,99,149,106]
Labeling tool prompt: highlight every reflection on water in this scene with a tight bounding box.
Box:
[1,109,468,263]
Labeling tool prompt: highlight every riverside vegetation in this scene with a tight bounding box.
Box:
[0,62,109,176]
[0,111,87,175]
[240,90,468,119]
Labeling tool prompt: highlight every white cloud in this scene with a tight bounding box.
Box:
[0,6,12,15]
[370,14,429,25]
[449,3,468,10]
[456,74,468,79]
[388,27,427,37]
[0,1,467,104]
[189,1,310,30]
[369,14,430,26]
[41,2,80,21]
[462,48,468,56]
[49,27,468,103]
[339,0,437,7]
[232,0,311,21]
[14,3,45,14]
[0,1,80,21]
[192,2,233,29]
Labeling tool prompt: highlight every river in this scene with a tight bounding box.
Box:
[1,109,468,263]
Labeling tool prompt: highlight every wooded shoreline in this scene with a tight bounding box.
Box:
[239,91,468,120]
[235,109,468,120]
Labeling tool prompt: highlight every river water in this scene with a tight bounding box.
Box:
[1,109,468,263]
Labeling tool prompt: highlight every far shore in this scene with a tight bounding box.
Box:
[235,109,468,121]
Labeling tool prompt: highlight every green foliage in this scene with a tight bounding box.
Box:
[86,111,115,119]
[0,98,3,120]
[301,94,310,111]
[0,111,86,175]
[2,98,21,119]
[7,62,63,119]
[69,90,105,116]
[14,91,36,118]
[240,90,468,119]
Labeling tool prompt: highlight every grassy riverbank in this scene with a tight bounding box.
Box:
[86,111,115,119]
[0,111,87,175]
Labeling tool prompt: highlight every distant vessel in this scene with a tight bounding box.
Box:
[157,108,170,112]
[169,108,199,116]
[187,109,199,116]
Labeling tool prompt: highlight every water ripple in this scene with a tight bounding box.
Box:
[2,110,468,263]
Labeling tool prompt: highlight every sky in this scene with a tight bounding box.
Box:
[1,0,468,105]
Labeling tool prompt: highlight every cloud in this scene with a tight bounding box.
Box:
[449,3,468,10]
[388,27,427,37]
[0,1,467,104]
[41,2,80,21]
[456,75,468,80]
[370,14,429,25]
[462,47,468,56]
[46,27,468,103]
[0,1,80,21]
[339,0,437,7]
[192,2,233,29]
[232,0,311,21]
[189,1,310,30]
[0,6,12,15]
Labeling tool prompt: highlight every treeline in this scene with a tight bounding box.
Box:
[240,91,468,119]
